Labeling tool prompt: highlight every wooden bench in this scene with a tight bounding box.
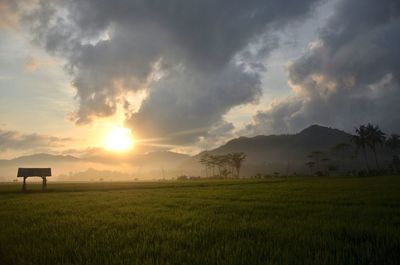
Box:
[17,168,51,191]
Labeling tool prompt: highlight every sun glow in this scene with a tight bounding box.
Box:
[104,127,134,151]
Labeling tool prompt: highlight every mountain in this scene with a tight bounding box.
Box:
[181,124,385,176]
[211,124,351,161]
[0,153,80,168]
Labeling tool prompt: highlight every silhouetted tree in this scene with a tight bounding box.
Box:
[213,155,225,177]
[230,152,246,178]
[200,152,246,178]
[386,134,400,172]
[352,125,370,171]
[305,161,315,175]
[386,134,400,153]
[321,157,331,174]
[332,143,350,172]
[365,123,386,170]
[308,151,324,172]
[200,153,210,177]
[208,155,218,176]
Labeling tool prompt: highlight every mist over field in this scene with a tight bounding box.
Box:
[1,125,398,182]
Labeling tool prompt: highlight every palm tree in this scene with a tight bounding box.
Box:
[365,123,386,170]
[352,125,370,171]
[386,134,400,172]
[386,134,400,153]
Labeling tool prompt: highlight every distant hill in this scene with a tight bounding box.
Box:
[209,124,351,161]
[0,151,190,181]
[181,124,391,176]
[0,153,80,165]
[0,153,84,180]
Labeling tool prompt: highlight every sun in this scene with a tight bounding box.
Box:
[104,127,134,152]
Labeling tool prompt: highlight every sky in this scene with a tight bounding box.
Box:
[0,0,399,159]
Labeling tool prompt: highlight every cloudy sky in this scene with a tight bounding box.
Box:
[0,0,399,158]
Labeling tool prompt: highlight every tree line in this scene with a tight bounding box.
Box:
[306,123,400,176]
[199,152,246,178]
[352,123,399,173]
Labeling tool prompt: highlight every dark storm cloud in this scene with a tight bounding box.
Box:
[198,121,235,150]
[247,0,400,135]
[23,0,321,144]
[0,129,72,151]
[127,63,261,143]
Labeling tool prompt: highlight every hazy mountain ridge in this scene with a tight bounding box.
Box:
[181,125,391,176]
[0,151,190,180]
[216,125,350,154]
[190,125,350,162]
[0,125,394,180]
[0,153,80,165]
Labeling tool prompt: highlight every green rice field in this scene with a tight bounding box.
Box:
[0,176,399,264]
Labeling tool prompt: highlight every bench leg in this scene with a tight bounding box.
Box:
[22,177,27,192]
[42,177,47,191]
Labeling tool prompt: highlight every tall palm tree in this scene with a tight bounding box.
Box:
[386,134,400,172]
[352,125,370,171]
[365,123,386,170]
[386,134,400,153]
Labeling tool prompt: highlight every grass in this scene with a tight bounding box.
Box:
[0,176,399,265]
